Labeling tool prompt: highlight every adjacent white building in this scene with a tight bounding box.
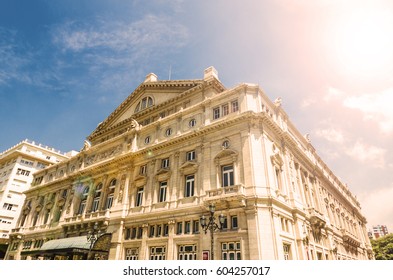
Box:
[0,140,73,258]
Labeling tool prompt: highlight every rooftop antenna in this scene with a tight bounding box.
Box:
[168,65,172,80]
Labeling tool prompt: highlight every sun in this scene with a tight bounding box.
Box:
[329,7,393,78]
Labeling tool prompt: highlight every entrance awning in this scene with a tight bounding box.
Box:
[39,236,91,251]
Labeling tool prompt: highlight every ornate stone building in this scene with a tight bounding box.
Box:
[5,67,373,260]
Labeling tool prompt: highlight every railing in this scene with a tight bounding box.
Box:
[341,228,361,247]
[206,184,245,198]
[64,210,109,224]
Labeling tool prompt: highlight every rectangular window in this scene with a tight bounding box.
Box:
[17,168,30,176]
[125,248,139,260]
[92,198,100,212]
[3,203,13,211]
[136,187,144,207]
[37,162,46,169]
[34,176,43,185]
[222,165,234,187]
[78,201,86,215]
[283,244,291,260]
[131,227,137,239]
[137,227,143,239]
[177,222,183,235]
[161,158,170,169]
[222,216,228,230]
[156,225,162,237]
[158,181,167,202]
[149,225,155,238]
[140,165,147,175]
[222,242,241,260]
[21,159,34,166]
[213,107,220,120]
[150,246,166,260]
[222,104,229,116]
[231,216,238,229]
[193,220,199,233]
[125,228,131,239]
[106,194,114,209]
[185,175,195,197]
[231,100,239,112]
[186,150,196,161]
[178,245,197,260]
[185,221,191,234]
[164,224,169,236]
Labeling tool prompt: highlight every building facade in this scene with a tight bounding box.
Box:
[369,225,389,239]
[0,140,72,258]
[5,67,373,260]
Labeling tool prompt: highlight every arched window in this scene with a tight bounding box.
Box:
[135,96,154,113]
[106,179,117,209]
[78,186,89,214]
[92,183,102,212]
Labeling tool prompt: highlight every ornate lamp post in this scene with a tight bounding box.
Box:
[200,204,225,260]
[87,222,102,260]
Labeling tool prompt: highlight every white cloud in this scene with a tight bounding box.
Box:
[324,87,345,102]
[53,15,189,54]
[345,140,386,168]
[49,15,190,100]
[343,88,393,133]
[315,127,345,144]
[324,86,393,134]
[315,120,387,168]
[300,97,316,108]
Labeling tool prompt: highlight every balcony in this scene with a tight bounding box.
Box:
[205,184,246,207]
[341,229,361,247]
[307,207,326,229]
[63,210,109,225]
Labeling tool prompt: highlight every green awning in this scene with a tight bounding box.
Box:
[39,236,91,251]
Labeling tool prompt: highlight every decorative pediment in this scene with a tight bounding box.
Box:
[179,161,199,174]
[155,168,171,181]
[87,79,205,143]
[134,174,148,187]
[214,149,238,165]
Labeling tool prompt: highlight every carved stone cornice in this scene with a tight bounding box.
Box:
[179,161,199,175]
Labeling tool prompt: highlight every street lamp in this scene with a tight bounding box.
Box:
[87,222,101,260]
[200,204,226,260]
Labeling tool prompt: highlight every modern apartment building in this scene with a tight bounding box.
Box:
[5,67,373,260]
[0,140,72,258]
[369,225,389,239]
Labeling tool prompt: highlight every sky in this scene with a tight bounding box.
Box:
[1,0,393,232]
